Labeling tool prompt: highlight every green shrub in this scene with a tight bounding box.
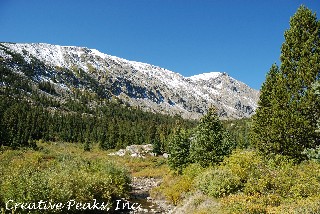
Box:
[196,168,242,197]
[195,149,320,213]
[195,150,264,198]
[302,146,320,162]
[244,159,320,198]
[0,148,131,213]
[182,163,203,179]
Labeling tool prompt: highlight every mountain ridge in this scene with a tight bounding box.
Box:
[0,42,259,119]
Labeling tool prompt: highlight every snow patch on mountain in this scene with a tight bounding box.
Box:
[187,72,223,81]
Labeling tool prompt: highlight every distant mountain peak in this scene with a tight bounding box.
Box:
[0,42,259,119]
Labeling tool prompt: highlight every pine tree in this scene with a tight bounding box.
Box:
[167,126,191,173]
[251,64,282,153]
[251,5,320,159]
[149,123,161,155]
[190,107,235,167]
[280,6,320,153]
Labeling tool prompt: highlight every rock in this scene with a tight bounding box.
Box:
[117,149,126,156]
[162,153,169,158]
[108,149,126,156]
[109,144,154,158]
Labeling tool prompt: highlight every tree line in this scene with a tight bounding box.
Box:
[0,93,197,151]
[0,59,196,150]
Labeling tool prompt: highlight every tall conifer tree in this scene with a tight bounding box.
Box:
[251,64,282,153]
[251,5,320,159]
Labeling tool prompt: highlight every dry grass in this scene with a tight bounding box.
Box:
[36,141,170,178]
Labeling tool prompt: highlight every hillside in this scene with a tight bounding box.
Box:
[0,42,259,119]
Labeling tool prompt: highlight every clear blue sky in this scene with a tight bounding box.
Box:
[0,0,319,89]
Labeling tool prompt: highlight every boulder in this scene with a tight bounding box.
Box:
[109,144,154,157]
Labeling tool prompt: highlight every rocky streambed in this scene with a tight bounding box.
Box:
[109,145,173,213]
[127,177,174,214]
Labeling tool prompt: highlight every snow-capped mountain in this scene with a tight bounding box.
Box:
[0,42,259,119]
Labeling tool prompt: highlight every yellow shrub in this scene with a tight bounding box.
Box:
[268,196,320,214]
[197,150,320,213]
[221,193,283,214]
[221,149,264,182]
[151,163,203,205]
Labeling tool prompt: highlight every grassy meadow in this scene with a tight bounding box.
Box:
[0,141,169,213]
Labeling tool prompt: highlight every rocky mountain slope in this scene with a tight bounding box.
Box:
[0,42,259,119]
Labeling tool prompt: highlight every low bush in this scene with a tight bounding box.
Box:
[221,193,320,214]
[195,150,262,198]
[244,159,320,199]
[213,150,320,213]
[302,146,320,162]
[185,149,320,213]
[221,193,280,214]
[0,145,131,213]
[196,168,242,197]
[169,191,222,214]
[268,196,320,213]
[221,149,264,183]
[151,163,203,205]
